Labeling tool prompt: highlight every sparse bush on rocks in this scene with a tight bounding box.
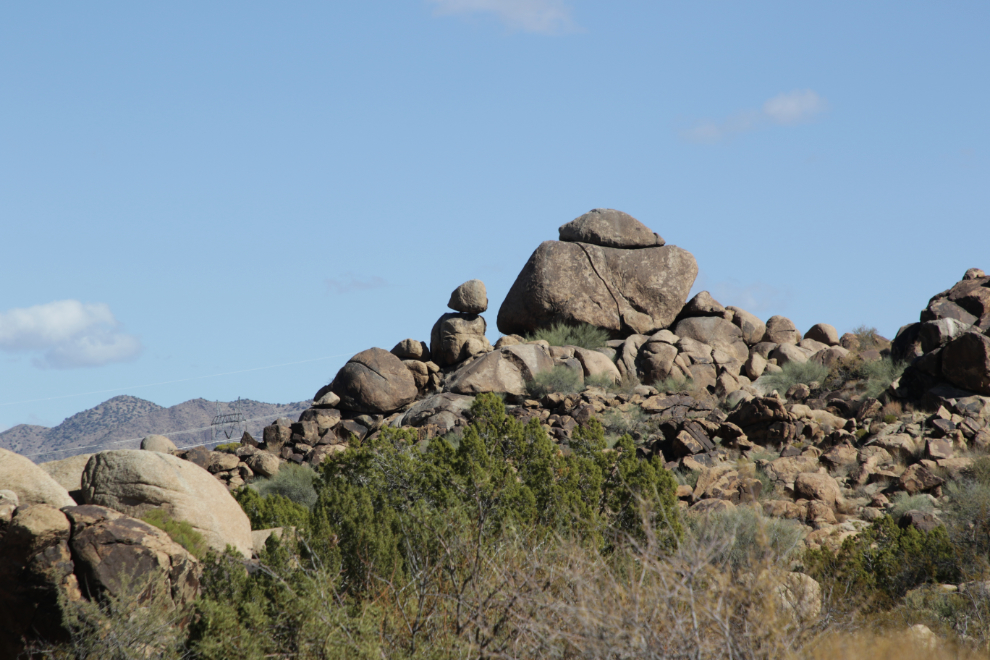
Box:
[861,356,907,398]
[141,508,210,559]
[250,462,319,509]
[524,321,610,350]
[654,374,696,394]
[526,363,584,398]
[761,360,829,395]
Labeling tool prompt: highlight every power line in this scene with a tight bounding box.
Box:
[24,408,311,459]
[0,350,360,408]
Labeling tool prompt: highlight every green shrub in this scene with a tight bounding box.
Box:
[525,322,610,349]
[689,506,806,571]
[805,515,959,610]
[235,487,310,531]
[760,360,829,395]
[141,508,209,559]
[882,413,898,424]
[654,374,695,394]
[213,442,240,453]
[852,325,883,350]
[526,364,583,398]
[860,356,907,398]
[968,456,990,486]
[584,372,619,390]
[888,492,935,520]
[251,462,319,509]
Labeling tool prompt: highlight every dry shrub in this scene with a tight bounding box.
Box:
[799,630,985,660]
[881,401,903,419]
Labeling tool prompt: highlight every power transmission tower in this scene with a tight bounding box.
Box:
[211,398,247,442]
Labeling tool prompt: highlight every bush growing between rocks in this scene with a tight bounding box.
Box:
[888,493,937,521]
[524,321,610,350]
[213,442,240,453]
[761,360,829,396]
[852,325,884,350]
[141,508,210,559]
[250,462,319,509]
[235,487,310,531]
[688,505,807,572]
[861,356,907,398]
[654,374,696,394]
[526,364,584,398]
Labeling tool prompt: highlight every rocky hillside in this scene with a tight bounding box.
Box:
[1,395,310,461]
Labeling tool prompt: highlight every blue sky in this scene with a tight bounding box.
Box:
[1,1,988,433]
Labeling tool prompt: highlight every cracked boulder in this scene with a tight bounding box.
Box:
[497,213,697,336]
[330,347,419,413]
[445,344,554,396]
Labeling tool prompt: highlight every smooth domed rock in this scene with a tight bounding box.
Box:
[804,323,839,346]
[141,435,176,453]
[726,306,767,346]
[573,347,621,385]
[445,344,554,396]
[330,348,419,414]
[0,449,75,509]
[763,316,801,345]
[391,338,431,361]
[80,450,254,557]
[673,317,748,362]
[558,208,663,249]
[63,505,200,605]
[498,240,697,337]
[448,279,488,314]
[39,453,93,501]
[680,291,725,318]
[942,332,990,395]
[430,313,493,367]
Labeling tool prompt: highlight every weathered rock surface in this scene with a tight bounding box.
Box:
[445,344,553,396]
[0,448,76,508]
[679,291,725,318]
[941,332,990,395]
[391,338,431,361]
[763,316,801,345]
[804,323,839,346]
[558,208,662,249]
[430,313,493,367]
[448,279,488,314]
[0,504,77,658]
[39,453,93,501]
[64,505,200,605]
[80,450,254,557]
[330,347,419,414]
[141,434,177,453]
[498,238,697,337]
[727,306,767,346]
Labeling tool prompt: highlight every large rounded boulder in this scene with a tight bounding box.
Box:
[330,347,419,413]
[558,208,664,248]
[0,448,76,509]
[80,450,254,557]
[497,226,697,337]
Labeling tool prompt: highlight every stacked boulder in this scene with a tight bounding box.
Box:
[893,268,990,398]
[498,209,697,336]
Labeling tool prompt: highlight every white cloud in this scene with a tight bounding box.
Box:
[681,89,826,143]
[428,0,577,34]
[325,273,387,294]
[763,90,826,125]
[0,300,142,369]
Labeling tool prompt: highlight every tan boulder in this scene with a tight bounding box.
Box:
[769,343,813,366]
[726,306,767,346]
[794,472,843,508]
[573,347,621,385]
[330,347,419,414]
[445,344,553,396]
[804,323,839,346]
[430,313,494,367]
[141,435,177,452]
[80,450,253,557]
[558,208,663,248]
[391,338,431,361]
[0,448,75,508]
[39,453,93,499]
[763,316,801,345]
[448,279,488,314]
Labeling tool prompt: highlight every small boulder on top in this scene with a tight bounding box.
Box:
[140,435,176,453]
[680,291,725,318]
[448,279,488,314]
[559,208,664,249]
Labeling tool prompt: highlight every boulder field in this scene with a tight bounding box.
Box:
[2,209,990,654]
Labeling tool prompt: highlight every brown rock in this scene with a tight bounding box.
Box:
[430,313,494,367]
[63,505,200,605]
[941,332,990,395]
[445,344,554,396]
[680,291,725,317]
[900,464,945,495]
[331,347,419,414]
[391,338,431,361]
[497,240,697,336]
[763,316,801,345]
[726,306,767,346]
[558,208,662,249]
[804,323,839,346]
[448,279,488,314]
[794,472,843,508]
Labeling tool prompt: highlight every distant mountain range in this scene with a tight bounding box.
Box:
[0,395,311,463]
